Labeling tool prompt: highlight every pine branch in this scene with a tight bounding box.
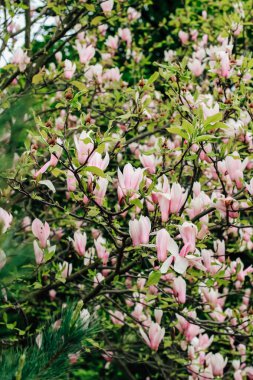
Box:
[0,302,99,380]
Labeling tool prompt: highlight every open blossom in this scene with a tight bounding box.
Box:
[34,148,62,178]
[179,222,198,255]
[129,216,151,246]
[156,228,179,262]
[160,223,205,275]
[139,154,161,174]
[206,353,228,377]
[74,131,94,165]
[140,322,165,351]
[127,7,141,21]
[59,261,72,278]
[0,208,13,234]
[103,67,121,81]
[85,64,103,83]
[110,310,125,326]
[88,152,110,171]
[72,231,87,257]
[178,30,189,44]
[117,163,143,201]
[188,58,205,76]
[33,240,44,265]
[100,0,113,13]
[105,35,119,50]
[173,276,186,304]
[67,170,77,192]
[225,151,248,188]
[76,41,95,64]
[118,28,132,47]
[94,236,109,264]
[12,48,30,72]
[64,59,76,79]
[218,51,230,78]
[32,219,50,248]
[93,178,108,205]
[156,183,187,222]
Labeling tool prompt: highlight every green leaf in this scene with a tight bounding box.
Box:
[203,112,223,127]
[129,198,143,209]
[147,271,161,286]
[91,16,104,25]
[195,135,218,142]
[39,180,56,193]
[147,71,159,84]
[182,119,194,135]
[166,127,188,140]
[71,81,87,92]
[84,3,95,11]
[83,166,106,178]
[32,72,44,85]
[44,245,56,262]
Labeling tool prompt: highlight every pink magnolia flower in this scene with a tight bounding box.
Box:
[105,35,119,50]
[129,216,151,246]
[74,131,94,165]
[76,41,95,64]
[127,7,141,21]
[201,101,220,120]
[33,240,44,265]
[49,289,56,301]
[178,30,189,45]
[72,231,87,257]
[85,64,103,83]
[98,24,108,36]
[139,154,161,174]
[118,28,132,47]
[64,59,76,79]
[212,194,239,219]
[93,178,108,205]
[22,216,31,232]
[156,228,179,262]
[188,58,205,76]
[0,208,13,234]
[156,183,187,222]
[207,353,228,377]
[154,309,163,324]
[67,170,77,192]
[110,310,124,326]
[103,67,121,81]
[55,51,62,62]
[117,163,143,201]
[32,219,50,248]
[101,0,114,13]
[140,322,165,351]
[34,152,61,178]
[12,48,30,72]
[59,261,72,278]
[179,222,198,255]
[173,276,186,304]
[225,151,248,188]
[94,236,109,265]
[88,152,110,171]
[218,51,230,78]
[160,223,205,274]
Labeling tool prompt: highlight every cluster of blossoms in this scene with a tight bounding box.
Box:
[1,0,253,378]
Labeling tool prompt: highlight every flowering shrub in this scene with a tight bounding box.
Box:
[0,0,253,379]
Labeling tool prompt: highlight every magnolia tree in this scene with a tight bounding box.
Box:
[0,0,253,379]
